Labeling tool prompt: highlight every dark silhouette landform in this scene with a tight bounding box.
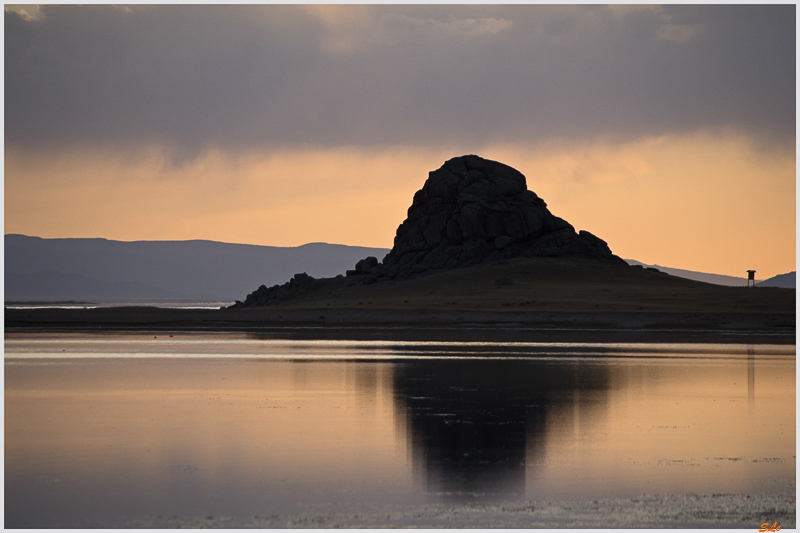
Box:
[233,155,620,307]
[6,155,794,341]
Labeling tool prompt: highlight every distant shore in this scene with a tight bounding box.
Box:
[6,258,795,344]
[5,300,96,306]
[5,305,795,344]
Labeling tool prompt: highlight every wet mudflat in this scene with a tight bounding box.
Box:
[4,333,795,528]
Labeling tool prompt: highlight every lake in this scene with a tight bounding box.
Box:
[4,332,795,528]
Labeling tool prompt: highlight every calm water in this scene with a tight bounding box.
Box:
[5,333,795,528]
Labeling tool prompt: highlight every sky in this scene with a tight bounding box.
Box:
[4,4,796,279]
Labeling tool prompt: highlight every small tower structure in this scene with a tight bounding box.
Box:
[746,270,756,288]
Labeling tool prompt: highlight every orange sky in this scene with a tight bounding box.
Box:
[5,130,795,279]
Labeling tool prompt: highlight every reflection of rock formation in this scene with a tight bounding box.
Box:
[392,359,610,502]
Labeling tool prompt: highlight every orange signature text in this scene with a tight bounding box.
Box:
[759,523,780,532]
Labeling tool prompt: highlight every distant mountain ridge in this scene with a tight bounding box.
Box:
[624,260,748,286]
[756,271,796,288]
[5,234,792,303]
[5,234,390,302]
[624,260,795,288]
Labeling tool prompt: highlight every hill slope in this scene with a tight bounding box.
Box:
[624,260,749,286]
[252,256,794,316]
[626,260,795,288]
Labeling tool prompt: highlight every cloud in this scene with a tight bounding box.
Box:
[302,5,512,55]
[380,13,512,38]
[4,4,43,21]
[301,5,379,54]
[4,4,795,160]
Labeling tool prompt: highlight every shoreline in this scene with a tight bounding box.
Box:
[5,306,795,344]
[6,258,794,344]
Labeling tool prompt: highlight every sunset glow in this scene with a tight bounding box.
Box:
[4,5,795,279]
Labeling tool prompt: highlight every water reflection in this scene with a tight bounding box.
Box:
[4,335,795,528]
[392,360,610,502]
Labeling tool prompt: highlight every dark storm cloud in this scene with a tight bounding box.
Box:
[4,4,795,155]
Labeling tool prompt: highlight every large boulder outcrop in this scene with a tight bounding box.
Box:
[362,155,621,279]
[232,155,623,307]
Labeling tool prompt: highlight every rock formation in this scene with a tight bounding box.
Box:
[231,272,318,307]
[351,154,621,280]
[232,154,622,307]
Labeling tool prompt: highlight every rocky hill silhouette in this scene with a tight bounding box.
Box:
[233,155,623,307]
[369,154,620,278]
